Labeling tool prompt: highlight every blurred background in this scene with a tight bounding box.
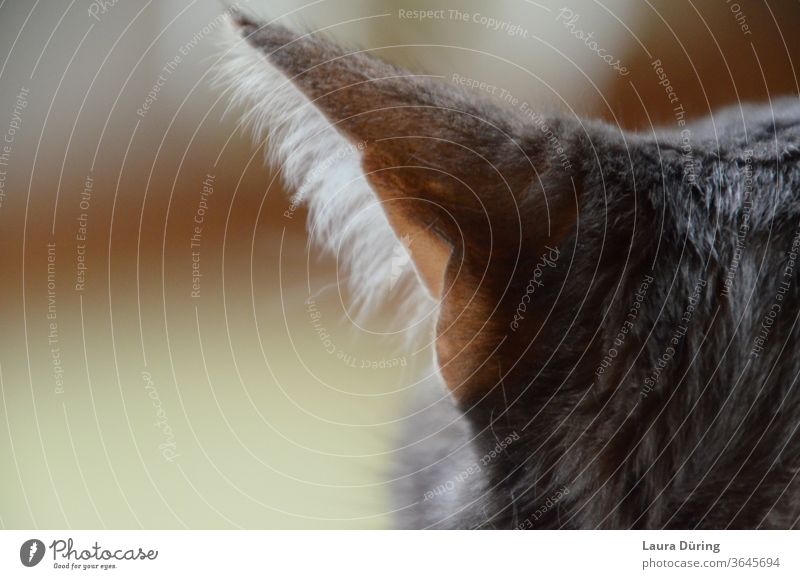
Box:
[0,0,798,529]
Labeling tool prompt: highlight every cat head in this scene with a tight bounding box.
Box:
[215,10,800,528]
[216,10,611,407]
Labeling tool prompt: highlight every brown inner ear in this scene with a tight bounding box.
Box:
[230,14,580,402]
[363,153,497,400]
[381,208,451,300]
[361,147,459,302]
[372,192,485,399]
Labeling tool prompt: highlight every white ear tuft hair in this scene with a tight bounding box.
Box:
[214,15,437,336]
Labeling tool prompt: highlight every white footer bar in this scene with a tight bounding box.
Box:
[1,530,797,578]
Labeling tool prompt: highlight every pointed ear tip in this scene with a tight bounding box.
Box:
[226,7,260,32]
[224,8,297,48]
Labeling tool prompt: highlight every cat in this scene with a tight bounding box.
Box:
[217,10,800,529]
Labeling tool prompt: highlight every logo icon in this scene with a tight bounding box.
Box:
[20,539,46,567]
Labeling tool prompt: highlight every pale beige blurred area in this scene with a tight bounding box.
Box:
[1,0,798,528]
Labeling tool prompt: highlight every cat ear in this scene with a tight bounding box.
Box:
[219,12,581,402]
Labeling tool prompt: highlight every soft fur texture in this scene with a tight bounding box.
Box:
[214,18,435,328]
[218,11,800,529]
